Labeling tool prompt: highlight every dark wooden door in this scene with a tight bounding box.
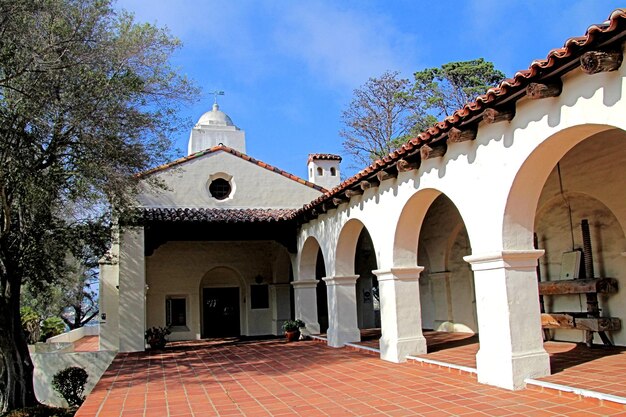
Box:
[203,287,240,337]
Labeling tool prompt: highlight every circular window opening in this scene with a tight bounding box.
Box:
[209,178,231,200]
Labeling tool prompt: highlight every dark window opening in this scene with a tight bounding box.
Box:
[330,167,337,176]
[166,298,186,327]
[250,285,269,309]
[209,178,231,200]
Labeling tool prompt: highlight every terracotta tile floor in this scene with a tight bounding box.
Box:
[76,337,626,417]
[354,329,626,398]
[74,335,100,352]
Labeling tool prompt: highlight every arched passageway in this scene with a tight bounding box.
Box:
[472,125,626,390]
[315,248,329,333]
[418,194,476,335]
[533,130,626,347]
[355,228,380,330]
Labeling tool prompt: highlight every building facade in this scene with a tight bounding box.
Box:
[100,10,626,391]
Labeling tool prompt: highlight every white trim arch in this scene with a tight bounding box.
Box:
[503,124,623,250]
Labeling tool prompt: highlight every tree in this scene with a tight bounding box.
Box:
[340,60,504,167]
[340,71,425,166]
[0,0,197,411]
[412,58,505,118]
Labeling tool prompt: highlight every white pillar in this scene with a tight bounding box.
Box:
[98,254,119,351]
[323,275,360,347]
[118,226,146,352]
[464,250,550,390]
[374,267,427,362]
[270,283,291,335]
[292,280,320,334]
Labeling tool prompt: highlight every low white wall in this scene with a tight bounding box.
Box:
[31,349,116,407]
[46,325,99,344]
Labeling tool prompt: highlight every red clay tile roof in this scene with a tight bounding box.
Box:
[307,153,342,164]
[143,207,297,223]
[300,8,626,216]
[138,145,327,193]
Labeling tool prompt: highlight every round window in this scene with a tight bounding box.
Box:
[209,178,231,200]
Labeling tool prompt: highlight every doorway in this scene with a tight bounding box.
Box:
[202,287,240,337]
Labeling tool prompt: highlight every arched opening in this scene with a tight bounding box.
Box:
[531,131,626,346]
[354,228,380,331]
[297,236,328,334]
[199,266,243,338]
[315,248,329,333]
[391,188,477,361]
[503,125,626,387]
[418,194,477,335]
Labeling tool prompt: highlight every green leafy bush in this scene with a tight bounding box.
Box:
[20,307,41,344]
[40,317,65,342]
[281,319,305,332]
[0,404,74,417]
[52,367,88,407]
[145,326,171,349]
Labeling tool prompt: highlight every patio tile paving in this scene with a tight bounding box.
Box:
[76,337,626,416]
[354,329,626,399]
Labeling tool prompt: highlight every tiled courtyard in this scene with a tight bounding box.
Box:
[76,337,626,417]
[353,329,626,399]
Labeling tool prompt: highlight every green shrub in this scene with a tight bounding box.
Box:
[0,404,74,417]
[52,366,88,407]
[40,317,65,342]
[145,326,171,349]
[20,307,41,344]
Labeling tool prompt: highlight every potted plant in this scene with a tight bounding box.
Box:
[282,319,305,342]
[145,326,171,350]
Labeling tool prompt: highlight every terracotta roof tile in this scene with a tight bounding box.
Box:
[307,153,342,164]
[138,145,326,192]
[142,207,297,223]
[299,8,626,216]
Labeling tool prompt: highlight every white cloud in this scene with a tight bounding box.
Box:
[272,2,420,89]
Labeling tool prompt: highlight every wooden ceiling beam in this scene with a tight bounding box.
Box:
[448,126,477,143]
[580,50,623,74]
[526,81,563,99]
[482,107,515,124]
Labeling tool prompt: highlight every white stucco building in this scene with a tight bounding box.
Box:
[100,9,626,392]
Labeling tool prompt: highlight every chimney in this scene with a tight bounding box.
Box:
[307,154,342,190]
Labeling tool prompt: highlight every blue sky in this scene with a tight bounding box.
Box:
[116,1,619,178]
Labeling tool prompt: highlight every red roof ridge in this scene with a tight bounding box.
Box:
[138,145,327,193]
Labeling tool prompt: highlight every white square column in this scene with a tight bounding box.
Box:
[374,267,427,362]
[464,250,550,390]
[323,275,360,347]
[291,280,321,334]
[118,227,146,352]
[270,283,292,335]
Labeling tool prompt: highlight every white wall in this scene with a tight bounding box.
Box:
[139,151,322,209]
[31,350,116,407]
[145,240,292,340]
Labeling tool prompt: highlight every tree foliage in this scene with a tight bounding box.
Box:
[340,60,504,166]
[340,71,423,167]
[412,58,505,118]
[0,0,197,411]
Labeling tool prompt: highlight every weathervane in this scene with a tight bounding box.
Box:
[211,90,225,105]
